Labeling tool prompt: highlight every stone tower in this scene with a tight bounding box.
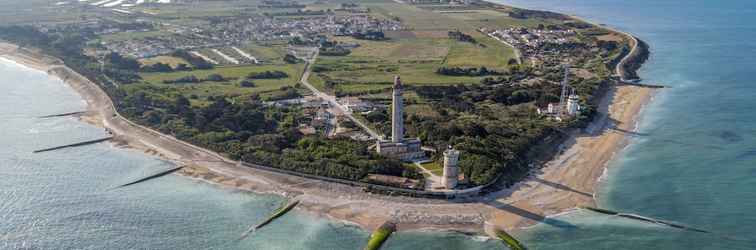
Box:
[442,146,460,189]
[391,75,404,143]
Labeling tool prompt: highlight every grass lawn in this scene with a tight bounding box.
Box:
[421,161,444,176]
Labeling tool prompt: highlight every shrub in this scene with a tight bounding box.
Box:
[240,80,256,88]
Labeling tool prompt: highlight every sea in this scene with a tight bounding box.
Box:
[2,0,756,249]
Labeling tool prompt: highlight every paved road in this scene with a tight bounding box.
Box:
[298,52,383,140]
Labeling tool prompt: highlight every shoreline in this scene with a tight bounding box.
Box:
[0,9,655,236]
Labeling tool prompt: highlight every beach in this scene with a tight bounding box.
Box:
[0,23,655,235]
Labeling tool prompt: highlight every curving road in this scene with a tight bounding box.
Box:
[297,51,383,140]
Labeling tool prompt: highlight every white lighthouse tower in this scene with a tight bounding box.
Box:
[566,88,580,116]
[442,146,460,189]
[375,75,424,161]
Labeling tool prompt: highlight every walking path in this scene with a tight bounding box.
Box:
[232,47,259,64]
[211,48,239,64]
[189,51,218,64]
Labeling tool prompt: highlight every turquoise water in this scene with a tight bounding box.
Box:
[495,0,756,249]
[0,59,499,249]
[4,0,756,248]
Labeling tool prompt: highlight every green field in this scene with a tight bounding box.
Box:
[133,63,305,105]
[242,43,289,64]
[444,35,517,69]
[310,0,522,95]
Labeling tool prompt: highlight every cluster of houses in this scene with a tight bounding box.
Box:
[200,13,403,45]
[98,9,402,59]
[265,94,383,139]
[333,14,404,36]
[407,0,473,5]
[482,26,577,66]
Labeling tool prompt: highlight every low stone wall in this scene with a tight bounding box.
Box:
[239,161,489,199]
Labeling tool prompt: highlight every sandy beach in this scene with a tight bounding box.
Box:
[0,27,655,236]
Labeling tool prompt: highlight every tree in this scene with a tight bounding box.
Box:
[240,80,256,88]
[106,52,140,71]
[205,74,225,82]
[140,62,173,72]
[175,63,191,71]
[283,54,302,64]
[247,70,289,79]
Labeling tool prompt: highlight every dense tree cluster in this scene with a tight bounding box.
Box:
[509,8,567,20]
[140,62,173,72]
[283,54,303,64]
[139,62,192,73]
[120,91,417,183]
[162,74,233,84]
[239,80,256,88]
[247,70,289,79]
[383,73,600,186]
[171,49,214,70]
[436,66,504,76]
[319,46,351,56]
[448,31,478,45]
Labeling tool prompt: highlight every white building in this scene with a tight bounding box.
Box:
[566,93,580,116]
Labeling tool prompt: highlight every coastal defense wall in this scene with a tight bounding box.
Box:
[613,35,650,81]
[620,38,650,80]
[240,162,488,199]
